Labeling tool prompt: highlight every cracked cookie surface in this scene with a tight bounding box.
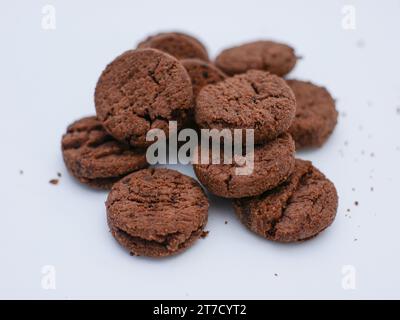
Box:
[61,116,148,189]
[233,159,338,242]
[106,168,209,257]
[193,133,296,198]
[287,80,338,149]
[195,70,296,144]
[137,32,209,61]
[95,48,193,147]
[215,40,297,77]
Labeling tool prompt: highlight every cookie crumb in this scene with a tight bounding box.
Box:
[347,208,351,212]
[354,201,359,206]
[224,221,228,225]
[274,273,278,277]
[57,172,62,178]
[49,179,59,185]
[201,231,209,238]
[354,238,358,242]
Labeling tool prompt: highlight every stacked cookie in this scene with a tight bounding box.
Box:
[61,31,339,257]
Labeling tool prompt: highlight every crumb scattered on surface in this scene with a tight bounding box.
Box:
[370,187,374,191]
[274,273,278,277]
[354,238,358,242]
[57,172,62,177]
[201,231,209,238]
[354,201,359,206]
[49,179,59,185]
[19,170,23,175]
[224,221,228,225]
[347,209,351,212]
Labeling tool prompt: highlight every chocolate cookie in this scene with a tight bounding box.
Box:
[195,70,296,144]
[61,116,148,189]
[233,159,338,242]
[95,48,193,148]
[137,32,209,61]
[193,133,296,198]
[106,168,209,257]
[181,58,226,98]
[286,80,338,149]
[215,40,297,77]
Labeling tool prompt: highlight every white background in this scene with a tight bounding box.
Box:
[1,0,400,299]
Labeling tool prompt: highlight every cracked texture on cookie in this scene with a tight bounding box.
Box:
[215,40,297,77]
[195,70,296,144]
[106,168,209,257]
[61,116,148,189]
[233,159,338,242]
[286,80,338,149]
[193,133,296,198]
[95,49,193,147]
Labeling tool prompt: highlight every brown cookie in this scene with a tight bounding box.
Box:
[61,116,148,189]
[215,40,297,77]
[106,168,209,257]
[286,80,338,149]
[233,159,338,242]
[195,70,296,144]
[137,32,209,61]
[181,58,226,99]
[193,133,296,198]
[95,48,193,148]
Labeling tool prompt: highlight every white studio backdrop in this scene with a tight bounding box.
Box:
[0,0,399,299]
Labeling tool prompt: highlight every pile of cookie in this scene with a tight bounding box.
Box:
[61,32,339,257]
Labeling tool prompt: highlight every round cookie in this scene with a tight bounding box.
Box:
[106,168,209,257]
[286,80,338,149]
[215,40,297,77]
[95,48,193,148]
[195,70,296,144]
[193,133,296,198]
[137,32,209,61]
[181,58,226,98]
[61,116,148,189]
[233,159,338,242]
